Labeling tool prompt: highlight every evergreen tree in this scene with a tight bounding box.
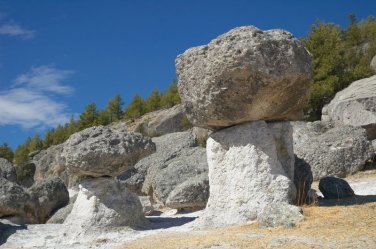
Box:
[28,134,43,152]
[160,80,181,108]
[14,138,31,167]
[0,143,14,162]
[124,95,145,120]
[95,110,111,126]
[43,129,55,149]
[79,103,98,129]
[144,89,161,112]
[107,95,124,122]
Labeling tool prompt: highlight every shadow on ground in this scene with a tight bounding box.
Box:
[0,221,27,245]
[136,216,197,230]
[319,195,376,206]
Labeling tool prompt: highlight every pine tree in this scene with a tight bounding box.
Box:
[0,143,14,162]
[124,95,145,120]
[79,103,98,129]
[144,89,161,112]
[160,80,181,108]
[107,95,124,122]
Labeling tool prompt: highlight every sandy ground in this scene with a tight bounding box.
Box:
[1,169,376,249]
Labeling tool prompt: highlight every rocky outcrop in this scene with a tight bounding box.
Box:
[319,177,355,199]
[111,104,187,137]
[322,75,376,140]
[28,177,69,223]
[119,131,209,210]
[293,121,373,180]
[0,158,17,182]
[64,178,145,229]
[198,121,297,227]
[60,126,156,177]
[176,26,312,129]
[0,177,38,223]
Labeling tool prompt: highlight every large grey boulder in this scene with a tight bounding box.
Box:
[111,104,188,137]
[319,177,355,199]
[322,75,376,140]
[64,177,145,229]
[176,26,312,129]
[28,177,69,223]
[293,121,373,180]
[0,158,17,182]
[119,131,209,210]
[60,126,156,177]
[198,121,297,227]
[0,177,38,223]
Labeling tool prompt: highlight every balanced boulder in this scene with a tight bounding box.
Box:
[60,126,156,177]
[322,75,376,139]
[293,121,373,180]
[176,26,312,129]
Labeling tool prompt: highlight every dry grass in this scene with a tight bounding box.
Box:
[120,202,376,249]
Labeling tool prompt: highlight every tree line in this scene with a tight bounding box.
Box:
[0,81,180,167]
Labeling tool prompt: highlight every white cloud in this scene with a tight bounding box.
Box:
[0,23,35,39]
[0,66,74,129]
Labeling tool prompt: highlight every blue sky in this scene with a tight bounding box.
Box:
[0,0,375,149]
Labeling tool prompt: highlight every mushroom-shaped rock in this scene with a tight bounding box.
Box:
[176,26,312,129]
[60,126,156,177]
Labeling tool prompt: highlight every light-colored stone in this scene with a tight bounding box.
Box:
[293,121,374,180]
[64,177,145,229]
[111,104,188,137]
[0,158,17,182]
[176,26,312,129]
[199,121,296,227]
[60,126,156,177]
[258,203,303,228]
[322,75,376,139]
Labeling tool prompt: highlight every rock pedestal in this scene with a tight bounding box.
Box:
[64,177,145,229]
[198,121,298,227]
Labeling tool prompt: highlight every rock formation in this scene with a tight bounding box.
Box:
[371,55,376,72]
[176,26,312,227]
[119,131,209,210]
[62,126,155,229]
[293,121,373,180]
[0,158,17,183]
[60,125,156,177]
[176,26,312,129]
[322,75,376,140]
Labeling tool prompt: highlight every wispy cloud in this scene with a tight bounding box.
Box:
[0,66,74,128]
[0,23,35,39]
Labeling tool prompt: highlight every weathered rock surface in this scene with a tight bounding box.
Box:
[176,26,312,129]
[199,121,296,227]
[60,126,156,177]
[111,104,187,137]
[293,121,373,180]
[119,131,209,210]
[17,162,36,188]
[258,203,303,228]
[319,176,355,199]
[29,177,69,223]
[0,158,17,182]
[0,177,38,223]
[322,75,376,139]
[64,177,145,229]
